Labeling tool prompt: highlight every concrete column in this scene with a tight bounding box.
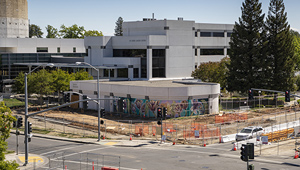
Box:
[110,94,114,112]
[197,48,200,67]
[224,47,227,57]
[147,48,152,80]
[128,66,133,80]
[114,69,117,78]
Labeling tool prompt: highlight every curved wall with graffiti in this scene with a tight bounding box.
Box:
[114,98,208,118]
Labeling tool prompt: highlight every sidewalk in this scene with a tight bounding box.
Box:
[5,153,48,170]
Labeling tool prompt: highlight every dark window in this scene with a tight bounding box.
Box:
[195,32,198,37]
[85,49,88,56]
[141,58,147,78]
[195,49,197,56]
[113,49,146,57]
[134,68,139,78]
[57,47,60,53]
[212,32,224,37]
[227,32,232,37]
[104,69,114,77]
[37,47,48,52]
[152,49,166,78]
[73,47,76,53]
[200,49,224,55]
[200,32,211,37]
[117,69,128,78]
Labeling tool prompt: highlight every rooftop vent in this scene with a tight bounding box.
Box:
[178,17,183,21]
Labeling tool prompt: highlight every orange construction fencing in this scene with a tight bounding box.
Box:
[215,113,248,124]
[134,124,149,136]
[183,127,220,140]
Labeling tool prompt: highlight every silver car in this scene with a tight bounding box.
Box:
[235,126,264,141]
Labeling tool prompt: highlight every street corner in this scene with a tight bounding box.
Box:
[16,154,49,169]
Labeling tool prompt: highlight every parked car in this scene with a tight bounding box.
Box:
[235,126,264,141]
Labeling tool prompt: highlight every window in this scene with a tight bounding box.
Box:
[103,69,114,77]
[152,49,166,78]
[195,32,198,37]
[134,68,139,78]
[141,58,147,78]
[200,49,224,55]
[113,49,146,57]
[227,32,233,37]
[37,47,48,52]
[73,47,76,53]
[85,49,88,56]
[117,69,128,78]
[200,32,211,37]
[57,47,60,53]
[212,32,224,37]
[195,49,197,56]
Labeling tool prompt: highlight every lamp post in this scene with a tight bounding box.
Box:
[75,62,101,141]
[24,63,54,165]
[259,91,261,109]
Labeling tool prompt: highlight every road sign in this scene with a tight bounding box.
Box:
[261,136,268,144]
[195,130,199,138]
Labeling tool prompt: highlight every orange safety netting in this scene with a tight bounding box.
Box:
[215,113,248,124]
[134,124,149,136]
[183,128,220,139]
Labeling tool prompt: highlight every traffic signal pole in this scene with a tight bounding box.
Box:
[24,73,29,166]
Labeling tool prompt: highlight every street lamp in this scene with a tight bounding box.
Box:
[24,63,54,166]
[75,62,101,141]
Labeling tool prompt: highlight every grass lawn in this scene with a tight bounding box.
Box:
[3,98,25,108]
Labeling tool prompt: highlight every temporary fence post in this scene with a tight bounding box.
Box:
[105,120,107,138]
[82,118,85,137]
[142,121,144,139]
[86,153,88,170]
[63,116,65,134]
[44,113,46,130]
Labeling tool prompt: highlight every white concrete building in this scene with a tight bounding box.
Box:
[70,80,220,117]
[0,0,29,38]
[84,18,233,80]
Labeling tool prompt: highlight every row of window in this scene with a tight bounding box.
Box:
[195,49,225,56]
[1,22,27,26]
[195,32,232,37]
[36,47,77,53]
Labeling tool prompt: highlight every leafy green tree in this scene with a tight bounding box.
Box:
[29,24,43,38]
[45,25,59,38]
[227,0,266,92]
[0,102,19,169]
[28,70,54,104]
[51,69,73,93]
[265,0,296,91]
[114,17,123,36]
[291,30,300,70]
[59,24,85,39]
[12,72,25,94]
[72,70,93,80]
[84,30,103,37]
[192,57,229,88]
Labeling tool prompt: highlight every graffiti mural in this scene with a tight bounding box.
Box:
[114,97,208,118]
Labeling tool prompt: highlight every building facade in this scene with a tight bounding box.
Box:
[84,18,233,80]
[0,0,29,38]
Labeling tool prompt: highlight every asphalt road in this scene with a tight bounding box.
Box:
[7,135,300,170]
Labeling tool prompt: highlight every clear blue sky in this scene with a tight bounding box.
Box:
[28,0,300,36]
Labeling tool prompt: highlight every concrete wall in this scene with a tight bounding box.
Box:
[0,38,85,53]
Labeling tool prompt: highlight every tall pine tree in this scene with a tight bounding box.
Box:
[227,0,267,92]
[114,17,123,36]
[265,0,296,91]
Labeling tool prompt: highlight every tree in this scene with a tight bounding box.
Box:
[227,0,266,92]
[51,69,73,93]
[59,24,85,39]
[29,24,43,38]
[0,102,19,169]
[291,30,300,70]
[192,57,229,88]
[45,25,59,38]
[114,17,123,36]
[12,72,25,94]
[72,70,93,80]
[84,30,103,37]
[265,0,296,91]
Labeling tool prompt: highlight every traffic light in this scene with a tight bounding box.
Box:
[247,143,254,159]
[240,144,249,161]
[17,116,23,128]
[83,95,88,109]
[163,107,167,118]
[28,122,32,134]
[157,120,161,125]
[13,115,17,128]
[157,108,162,118]
[64,93,70,103]
[248,89,253,100]
[285,90,290,102]
[100,108,105,118]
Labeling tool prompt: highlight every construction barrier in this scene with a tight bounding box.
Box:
[215,112,248,124]
[134,124,149,136]
[261,128,294,142]
[183,128,220,140]
[101,167,119,170]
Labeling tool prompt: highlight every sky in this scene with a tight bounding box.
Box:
[27,0,300,36]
